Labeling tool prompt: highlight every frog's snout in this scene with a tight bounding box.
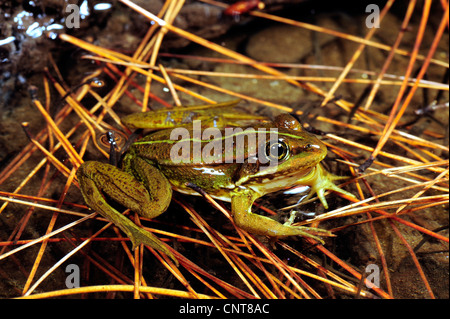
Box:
[304,139,327,165]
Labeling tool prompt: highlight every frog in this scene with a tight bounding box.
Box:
[76,101,354,262]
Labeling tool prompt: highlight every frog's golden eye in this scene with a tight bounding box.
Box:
[265,139,289,162]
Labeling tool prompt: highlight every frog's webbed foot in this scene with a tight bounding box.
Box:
[303,164,355,209]
[281,211,333,244]
[280,224,334,244]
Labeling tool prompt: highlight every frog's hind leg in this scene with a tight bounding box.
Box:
[121,156,173,219]
[77,161,175,261]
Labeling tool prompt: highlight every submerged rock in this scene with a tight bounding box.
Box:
[246,17,338,63]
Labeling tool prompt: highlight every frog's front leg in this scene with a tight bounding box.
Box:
[77,160,174,261]
[230,188,332,243]
[301,164,355,209]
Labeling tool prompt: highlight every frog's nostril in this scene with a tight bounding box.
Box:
[305,143,321,150]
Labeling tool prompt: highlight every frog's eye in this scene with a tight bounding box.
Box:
[265,139,289,162]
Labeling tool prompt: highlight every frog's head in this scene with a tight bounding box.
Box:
[271,113,327,172]
[235,114,327,194]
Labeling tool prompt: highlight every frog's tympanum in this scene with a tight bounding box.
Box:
[77,101,354,262]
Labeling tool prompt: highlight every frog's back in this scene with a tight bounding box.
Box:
[131,127,256,166]
[130,129,178,164]
[130,129,240,196]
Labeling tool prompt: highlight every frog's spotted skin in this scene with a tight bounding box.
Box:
[77,102,354,263]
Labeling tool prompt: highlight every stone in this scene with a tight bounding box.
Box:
[246,17,338,63]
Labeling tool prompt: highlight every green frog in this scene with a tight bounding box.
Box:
[77,101,354,262]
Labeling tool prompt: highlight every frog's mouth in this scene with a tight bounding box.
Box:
[241,163,317,195]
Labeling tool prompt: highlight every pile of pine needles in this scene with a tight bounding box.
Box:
[0,0,448,299]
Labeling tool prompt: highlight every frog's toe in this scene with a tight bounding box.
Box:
[128,226,178,265]
[315,188,328,209]
[288,225,335,244]
[328,181,355,199]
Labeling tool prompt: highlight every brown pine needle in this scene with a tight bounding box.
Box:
[158,63,182,106]
[17,285,216,299]
[320,0,394,106]
[1,0,447,300]
[30,91,83,167]
[82,55,448,90]
[364,0,417,110]
[369,2,448,164]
